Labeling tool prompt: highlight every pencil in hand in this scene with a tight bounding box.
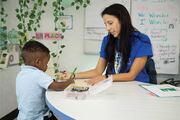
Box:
[69,67,77,80]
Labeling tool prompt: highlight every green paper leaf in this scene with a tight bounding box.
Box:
[51,53,56,57]
[53,63,57,67]
[44,2,47,6]
[53,41,57,44]
[29,13,36,19]
[16,14,21,21]
[61,6,65,10]
[61,28,65,32]
[15,9,19,13]
[60,45,65,48]
[71,2,75,6]
[17,23,23,29]
[76,6,80,10]
[83,4,87,8]
[55,69,59,73]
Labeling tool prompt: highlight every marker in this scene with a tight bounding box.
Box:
[70,67,77,79]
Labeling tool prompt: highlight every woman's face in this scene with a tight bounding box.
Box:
[102,14,121,38]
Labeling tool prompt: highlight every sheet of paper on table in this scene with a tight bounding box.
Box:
[140,84,180,97]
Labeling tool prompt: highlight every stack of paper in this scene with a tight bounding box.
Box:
[140,84,180,97]
[89,78,112,95]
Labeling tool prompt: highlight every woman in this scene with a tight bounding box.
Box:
[61,3,153,85]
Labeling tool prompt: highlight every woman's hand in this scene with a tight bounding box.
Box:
[56,71,71,80]
[87,75,105,85]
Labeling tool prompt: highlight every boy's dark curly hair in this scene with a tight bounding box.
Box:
[22,40,50,65]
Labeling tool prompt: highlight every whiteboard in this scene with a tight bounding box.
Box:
[131,0,180,74]
[84,0,131,54]
[84,0,180,74]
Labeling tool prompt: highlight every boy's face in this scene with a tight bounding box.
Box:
[35,53,50,72]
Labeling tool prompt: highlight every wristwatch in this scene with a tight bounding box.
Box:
[105,74,109,79]
[105,74,113,81]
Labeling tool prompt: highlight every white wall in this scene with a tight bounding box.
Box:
[0,0,19,118]
[38,2,99,72]
[0,66,20,118]
[58,7,99,72]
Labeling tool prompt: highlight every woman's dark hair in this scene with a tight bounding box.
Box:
[101,3,135,73]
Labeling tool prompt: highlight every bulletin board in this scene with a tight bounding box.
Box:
[84,0,180,74]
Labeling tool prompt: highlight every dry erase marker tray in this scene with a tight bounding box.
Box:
[64,78,113,100]
[64,83,91,100]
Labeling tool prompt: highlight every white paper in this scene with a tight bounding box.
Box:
[140,84,180,97]
[89,78,112,95]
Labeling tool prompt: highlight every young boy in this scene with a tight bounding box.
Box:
[16,40,73,120]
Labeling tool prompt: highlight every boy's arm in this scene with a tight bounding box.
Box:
[48,79,74,91]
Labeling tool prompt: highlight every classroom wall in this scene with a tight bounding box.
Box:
[0,66,20,118]
[0,0,180,118]
[40,4,99,72]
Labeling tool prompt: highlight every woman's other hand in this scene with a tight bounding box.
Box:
[87,75,105,85]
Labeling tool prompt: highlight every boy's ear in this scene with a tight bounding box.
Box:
[34,57,41,66]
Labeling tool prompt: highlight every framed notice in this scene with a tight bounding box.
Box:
[0,50,9,68]
[55,15,73,30]
[7,44,20,66]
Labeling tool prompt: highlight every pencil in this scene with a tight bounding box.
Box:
[70,67,77,79]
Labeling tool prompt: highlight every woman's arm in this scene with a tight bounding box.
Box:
[88,56,147,85]
[57,57,107,80]
[112,56,147,81]
[75,57,107,79]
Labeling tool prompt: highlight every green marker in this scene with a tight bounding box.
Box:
[70,67,77,79]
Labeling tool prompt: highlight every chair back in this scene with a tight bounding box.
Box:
[145,58,157,84]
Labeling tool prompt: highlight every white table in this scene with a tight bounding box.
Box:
[46,81,180,120]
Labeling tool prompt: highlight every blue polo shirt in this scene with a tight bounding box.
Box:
[100,31,153,83]
[16,65,53,120]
